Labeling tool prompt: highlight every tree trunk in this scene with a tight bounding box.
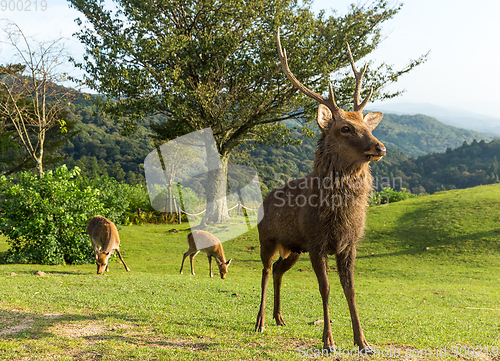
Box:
[35,128,45,177]
[201,153,230,226]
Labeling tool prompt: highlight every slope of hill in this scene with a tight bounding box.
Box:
[371,113,496,157]
[364,182,500,261]
[371,102,500,134]
[371,139,500,194]
[55,99,154,185]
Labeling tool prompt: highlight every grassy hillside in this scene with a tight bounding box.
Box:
[1,185,500,359]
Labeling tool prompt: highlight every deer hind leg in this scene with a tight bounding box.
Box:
[309,251,335,350]
[255,241,278,332]
[180,249,197,275]
[272,252,301,326]
[115,248,131,272]
[336,250,372,354]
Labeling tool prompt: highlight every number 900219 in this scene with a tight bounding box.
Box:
[451,346,499,358]
[1,0,47,11]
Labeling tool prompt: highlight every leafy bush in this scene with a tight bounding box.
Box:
[120,183,154,213]
[0,166,111,265]
[370,187,420,206]
[78,176,131,224]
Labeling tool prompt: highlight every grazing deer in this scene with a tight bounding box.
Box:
[180,230,232,279]
[87,216,131,275]
[254,31,386,353]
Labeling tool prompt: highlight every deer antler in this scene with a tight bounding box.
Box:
[277,29,340,112]
[346,43,373,112]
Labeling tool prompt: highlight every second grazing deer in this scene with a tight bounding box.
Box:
[180,230,232,279]
[87,216,131,275]
[254,31,386,353]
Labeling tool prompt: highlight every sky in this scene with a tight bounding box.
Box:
[1,0,499,118]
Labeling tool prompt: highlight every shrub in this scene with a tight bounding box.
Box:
[370,187,420,206]
[78,176,131,224]
[0,166,110,265]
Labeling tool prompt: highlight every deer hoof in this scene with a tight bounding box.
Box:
[274,313,286,326]
[360,346,374,355]
[255,326,265,332]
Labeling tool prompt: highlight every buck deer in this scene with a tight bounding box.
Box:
[87,216,131,275]
[180,230,232,279]
[254,31,386,353]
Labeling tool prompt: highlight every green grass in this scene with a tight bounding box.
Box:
[1,184,500,360]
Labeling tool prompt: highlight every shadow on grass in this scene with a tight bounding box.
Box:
[0,251,7,265]
[0,308,214,351]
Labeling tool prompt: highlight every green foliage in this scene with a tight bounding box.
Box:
[0,165,153,265]
[0,166,106,265]
[78,176,131,224]
[370,187,419,206]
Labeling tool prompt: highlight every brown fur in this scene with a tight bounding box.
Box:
[179,230,232,279]
[255,103,385,351]
[86,216,131,275]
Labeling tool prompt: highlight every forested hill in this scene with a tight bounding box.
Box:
[370,112,496,157]
[371,139,500,194]
[57,98,154,185]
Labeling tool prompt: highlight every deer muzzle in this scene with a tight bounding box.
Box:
[364,144,386,161]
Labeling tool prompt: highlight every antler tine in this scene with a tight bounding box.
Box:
[346,42,372,112]
[277,29,340,112]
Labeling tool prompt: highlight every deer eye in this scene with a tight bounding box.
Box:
[340,126,351,134]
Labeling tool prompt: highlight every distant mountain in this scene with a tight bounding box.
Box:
[370,102,500,135]
[371,113,496,157]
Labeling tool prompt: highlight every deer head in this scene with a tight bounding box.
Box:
[277,31,386,166]
[96,252,111,274]
[217,258,232,279]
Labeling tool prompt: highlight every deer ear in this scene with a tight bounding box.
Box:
[226,259,232,266]
[317,104,333,131]
[363,112,383,131]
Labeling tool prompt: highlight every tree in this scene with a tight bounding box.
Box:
[0,105,79,177]
[0,22,75,177]
[69,0,426,223]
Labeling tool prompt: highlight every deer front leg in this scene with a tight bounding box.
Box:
[310,251,334,350]
[255,243,276,332]
[255,267,271,332]
[272,253,301,326]
[207,255,215,277]
[336,251,372,354]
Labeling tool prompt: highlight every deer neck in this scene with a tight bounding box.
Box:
[211,245,225,264]
[311,136,372,196]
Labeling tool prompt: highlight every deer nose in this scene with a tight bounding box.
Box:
[375,144,386,155]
